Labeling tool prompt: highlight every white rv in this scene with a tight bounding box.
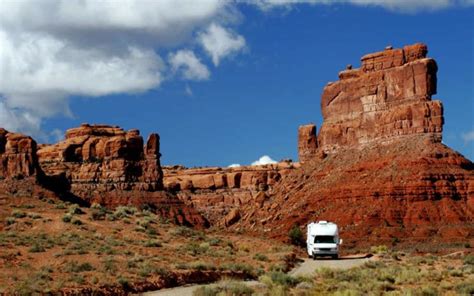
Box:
[307,221,342,259]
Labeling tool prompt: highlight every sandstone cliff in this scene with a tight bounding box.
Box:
[162,162,299,225]
[318,43,443,153]
[233,43,474,247]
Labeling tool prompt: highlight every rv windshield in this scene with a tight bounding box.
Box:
[314,236,335,244]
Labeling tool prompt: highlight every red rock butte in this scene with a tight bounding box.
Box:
[0,43,472,247]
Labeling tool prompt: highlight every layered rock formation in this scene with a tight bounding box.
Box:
[38,124,163,198]
[0,124,206,227]
[163,162,299,225]
[318,43,443,153]
[230,43,474,247]
[298,124,318,163]
[0,129,39,179]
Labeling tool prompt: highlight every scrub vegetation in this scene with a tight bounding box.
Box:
[0,195,294,294]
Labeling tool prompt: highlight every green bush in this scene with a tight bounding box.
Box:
[288,225,304,247]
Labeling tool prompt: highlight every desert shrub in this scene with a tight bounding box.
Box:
[172,226,205,240]
[288,225,304,247]
[190,261,216,271]
[463,255,474,265]
[64,261,94,273]
[6,217,15,225]
[370,245,389,254]
[112,206,137,220]
[69,274,85,284]
[137,262,166,278]
[29,243,46,253]
[55,202,67,209]
[68,204,84,215]
[253,253,269,261]
[97,245,116,255]
[220,263,254,276]
[117,276,130,289]
[184,242,209,256]
[62,214,72,223]
[12,210,27,218]
[456,281,474,295]
[71,218,83,225]
[207,237,221,246]
[90,203,107,220]
[194,281,253,296]
[103,257,117,273]
[27,213,42,219]
[143,239,162,248]
[269,271,301,287]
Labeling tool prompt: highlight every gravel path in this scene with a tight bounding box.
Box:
[289,256,371,277]
[142,255,371,296]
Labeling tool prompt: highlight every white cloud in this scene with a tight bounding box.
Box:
[198,23,246,66]
[251,155,278,166]
[0,0,233,139]
[169,50,210,81]
[461,130,474,142]
[228,163,241,168]
[251,0,455,12]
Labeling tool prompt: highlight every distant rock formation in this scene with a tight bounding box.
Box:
[0,124,206,227]
[0,129,39,179]
[318,43,443,153]
[162,162,299,225]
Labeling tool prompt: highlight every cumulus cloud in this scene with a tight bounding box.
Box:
[228,163,241,168]
[251,155,278,166]
[198,23,246,66]
[0,0,230,138]
[251,0,456,12]
[169,50,210,80]
[461,130,474,142]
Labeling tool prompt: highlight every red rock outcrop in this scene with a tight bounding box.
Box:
[318,43,443,154]
[229,44,474,248]
[37,124,163,197]
[163,162,299,225]
[0,129,39,179]
[298,124,318,163]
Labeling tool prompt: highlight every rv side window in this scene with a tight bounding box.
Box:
[314,235,335,244]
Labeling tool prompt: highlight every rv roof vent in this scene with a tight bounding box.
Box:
[318,221,328,224]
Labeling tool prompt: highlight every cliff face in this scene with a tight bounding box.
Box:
[232,43,474,247]
[318,43,443,153]
[37,124,163,198]
[0,129,39,179]
[163,162,299,225]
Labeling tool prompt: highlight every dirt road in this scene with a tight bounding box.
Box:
[143,255,371,296]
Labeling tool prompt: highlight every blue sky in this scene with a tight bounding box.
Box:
[0,1,473,166]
